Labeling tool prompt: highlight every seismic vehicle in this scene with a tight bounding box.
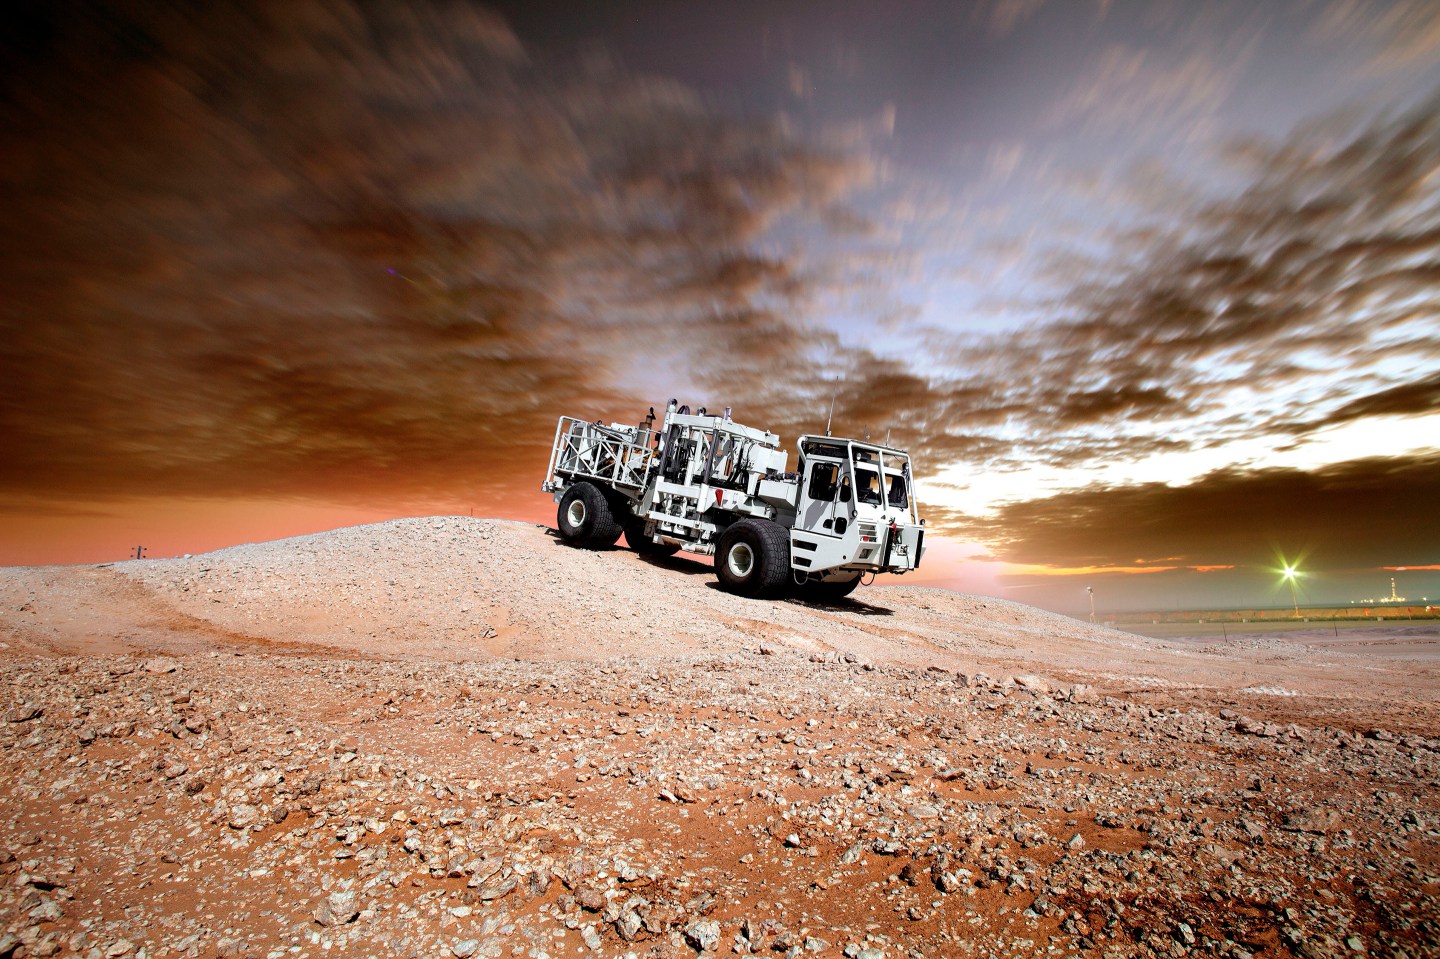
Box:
[541,400,925,599]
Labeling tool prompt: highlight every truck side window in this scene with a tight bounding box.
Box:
[807,462,839,501]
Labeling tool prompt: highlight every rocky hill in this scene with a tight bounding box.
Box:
[1,517,1436,958]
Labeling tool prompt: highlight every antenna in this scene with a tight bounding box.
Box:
[885,428,891,447]
[825,393,836,437]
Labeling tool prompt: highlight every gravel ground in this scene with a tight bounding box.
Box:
[1,517,1437,958]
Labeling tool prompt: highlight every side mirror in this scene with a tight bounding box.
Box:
[839,484,852,503]
[835,517,848,534]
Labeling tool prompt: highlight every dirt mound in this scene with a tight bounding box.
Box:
[1,516,1129,664]
[5,517,1436,712]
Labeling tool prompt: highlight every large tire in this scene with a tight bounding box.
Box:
[797,575,862,603]
[715,518,791,598]
[557,482,623,548]
[624,515,681,557]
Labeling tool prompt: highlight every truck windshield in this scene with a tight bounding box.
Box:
[854,468,883,505]
[885,472,908,508]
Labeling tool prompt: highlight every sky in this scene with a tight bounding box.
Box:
[2,0,1438,615]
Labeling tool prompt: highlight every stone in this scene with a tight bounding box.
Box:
[1280,809,1342,834]
[615,909,644,942]
[452,939,479,957]
[5,705,42,723]
[1013,674,1049,694]
[144,657,179,674]
[227,805,258,830]
[475,876,517,902]
[684,918,721,952]
[313,891,359,927]
[29,897,64,922]
[935,871,963,894]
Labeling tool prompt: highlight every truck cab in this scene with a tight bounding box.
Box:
[790,435,925,588]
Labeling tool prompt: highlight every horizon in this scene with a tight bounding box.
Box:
[2,0,1437,612]
[8,507,1437,621]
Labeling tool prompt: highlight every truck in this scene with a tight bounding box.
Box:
[541,400,926,599]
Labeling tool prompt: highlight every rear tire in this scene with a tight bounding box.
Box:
[624,515,681,557]
[557,482,623,547]
[715,519,790,598]
[797,575,862,602]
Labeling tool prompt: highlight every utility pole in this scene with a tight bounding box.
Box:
[131,545,147,560]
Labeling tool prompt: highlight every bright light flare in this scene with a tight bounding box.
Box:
[1275,556,1303,615]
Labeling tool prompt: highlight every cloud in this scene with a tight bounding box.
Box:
[0,0,877,507]
[1311,0,1440,72]
[955,452,1440,571]
[985,0,1049,38]
[910,88,1440,473]
[1307,370,1440,429]
[1043,43,1238,139]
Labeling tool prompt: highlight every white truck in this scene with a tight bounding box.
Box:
[541,400,926,599]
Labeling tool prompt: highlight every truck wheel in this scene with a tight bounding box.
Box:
[624,516,680,557]
[798,575,862,602]
[715,518,790,598]
[557,482,623,547]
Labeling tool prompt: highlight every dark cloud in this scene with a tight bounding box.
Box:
[0,0,875,506]
[1307,370,1440,429]
[956,452,1440,571]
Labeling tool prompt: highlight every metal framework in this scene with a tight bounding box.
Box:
[544,417,657,496]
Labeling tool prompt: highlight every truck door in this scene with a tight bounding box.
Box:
[798,458,846,534]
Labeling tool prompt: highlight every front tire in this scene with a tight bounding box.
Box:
[557,482,623,547]
[715,519,790,598]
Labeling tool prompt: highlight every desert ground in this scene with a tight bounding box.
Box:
[1,517,1436,959]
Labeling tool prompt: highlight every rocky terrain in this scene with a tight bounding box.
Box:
[1,517,1436,959]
